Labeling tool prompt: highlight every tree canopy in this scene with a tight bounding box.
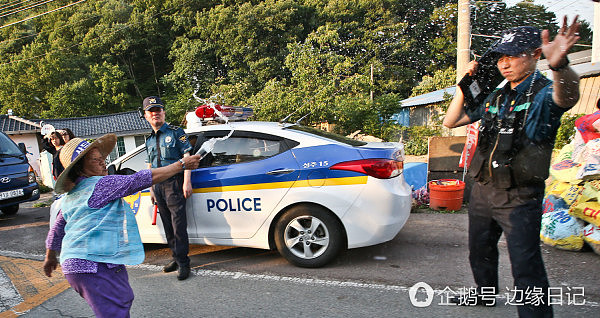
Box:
[0,0,592,138]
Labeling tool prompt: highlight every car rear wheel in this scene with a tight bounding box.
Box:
[274,205,344,268]
[1,204,19,215]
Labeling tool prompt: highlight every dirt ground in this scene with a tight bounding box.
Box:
[404,154,428,163]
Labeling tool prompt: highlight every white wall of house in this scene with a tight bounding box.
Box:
[8,133,42,177]
[123,135,139,153]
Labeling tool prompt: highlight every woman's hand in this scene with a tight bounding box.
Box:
[180,155,201,170]
[151,154,202,185]
[43,249,59,277]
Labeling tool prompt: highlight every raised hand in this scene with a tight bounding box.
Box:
[541,15,581,69]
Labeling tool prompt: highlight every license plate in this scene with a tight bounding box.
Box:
[0,189,24,200]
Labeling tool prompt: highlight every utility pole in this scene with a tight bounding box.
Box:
[452,0,471,136]
[593,1,600,63]
[457,0,471,83]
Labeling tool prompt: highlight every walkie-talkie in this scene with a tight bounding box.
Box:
[458,41,503,112]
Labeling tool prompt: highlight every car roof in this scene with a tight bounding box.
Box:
[185,121,287,134]
[185,121,337,147]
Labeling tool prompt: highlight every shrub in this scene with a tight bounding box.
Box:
[555,114,584,150]
[400,125,442,155]
[38,183,53,194]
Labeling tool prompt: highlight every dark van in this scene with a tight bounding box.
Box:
[0,131,40,215]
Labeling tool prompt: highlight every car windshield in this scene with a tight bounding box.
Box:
[286,125,367,146]
[0,132,22,156]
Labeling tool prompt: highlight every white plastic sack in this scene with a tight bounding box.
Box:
[540,209,585,251]
[583,224,600,256]
[575,139,600,180]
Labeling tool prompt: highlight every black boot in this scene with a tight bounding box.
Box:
[177,265,190,280]
[163,261,178,273]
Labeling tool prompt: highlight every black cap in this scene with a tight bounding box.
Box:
[492,26,541,56]
[143,96,164,111]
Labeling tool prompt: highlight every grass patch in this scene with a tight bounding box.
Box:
[33,198,54,208]
[38,183,53,194]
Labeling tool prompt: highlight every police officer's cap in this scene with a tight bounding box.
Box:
[143,96,165,111]
[492,26,541,56]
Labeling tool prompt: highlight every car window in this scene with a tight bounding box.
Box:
[286,125,367,146]
[116,147,147,174]
[206,136,284,167]
[0,132,22,156]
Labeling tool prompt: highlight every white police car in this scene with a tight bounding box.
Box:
[54,121,412,267]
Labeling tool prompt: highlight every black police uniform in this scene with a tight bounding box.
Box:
[146,123,193,268]
[464,70,571,318]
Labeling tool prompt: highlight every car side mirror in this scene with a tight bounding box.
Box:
[18,143,26,154]
[107,165,116,175]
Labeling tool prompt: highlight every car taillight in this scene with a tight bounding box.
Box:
[28,165,36,183]
[330,159,403,179]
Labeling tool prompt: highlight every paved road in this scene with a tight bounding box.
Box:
[1,196,599,317]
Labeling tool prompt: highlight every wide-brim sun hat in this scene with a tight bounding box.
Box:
[54,134,117,193]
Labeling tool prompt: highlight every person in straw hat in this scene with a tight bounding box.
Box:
[43,133,201,317]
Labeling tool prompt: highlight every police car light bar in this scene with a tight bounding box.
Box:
[194,104,253,121]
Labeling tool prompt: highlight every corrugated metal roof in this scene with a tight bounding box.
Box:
[35,111,152,139]
[0,115,41,134]
[400,86,457,108]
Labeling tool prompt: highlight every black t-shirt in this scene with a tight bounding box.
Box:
[52,148,64,179]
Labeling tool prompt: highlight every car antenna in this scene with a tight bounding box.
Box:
[294,112,311,125]
[279,113,294,125]
[279,108,301,125]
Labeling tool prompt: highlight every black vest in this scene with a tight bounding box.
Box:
[468,74,552,189]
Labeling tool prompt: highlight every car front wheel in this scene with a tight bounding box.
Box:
[1,204,19,215]
[274,205,344,268]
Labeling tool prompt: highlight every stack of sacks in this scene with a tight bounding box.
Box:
[542,138,600,255]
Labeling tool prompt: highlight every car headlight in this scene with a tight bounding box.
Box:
[28,166,36,183]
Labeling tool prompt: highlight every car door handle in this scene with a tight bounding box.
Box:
[267,168,296,175]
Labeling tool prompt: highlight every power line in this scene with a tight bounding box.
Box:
[0,0,195,66]
[0,12,99,46]
[0,0,61,19]
[0,0,39,16]
[551,0,580,15]
[544,0,568,11]
[0,0,32,11]
[0,0,86,30]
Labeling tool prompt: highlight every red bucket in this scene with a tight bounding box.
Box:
[428,179,465,211]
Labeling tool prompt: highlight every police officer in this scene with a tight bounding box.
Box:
[143,96,193,280]
[443,17,581,317]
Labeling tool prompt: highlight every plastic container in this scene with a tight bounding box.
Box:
[428,179,465,211]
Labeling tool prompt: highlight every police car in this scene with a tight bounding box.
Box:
[53,121,412,267]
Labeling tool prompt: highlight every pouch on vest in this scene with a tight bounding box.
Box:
[468,150,486,181]
[512,142,552,186]
[491,159,512,189]
[497,127,514,152]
